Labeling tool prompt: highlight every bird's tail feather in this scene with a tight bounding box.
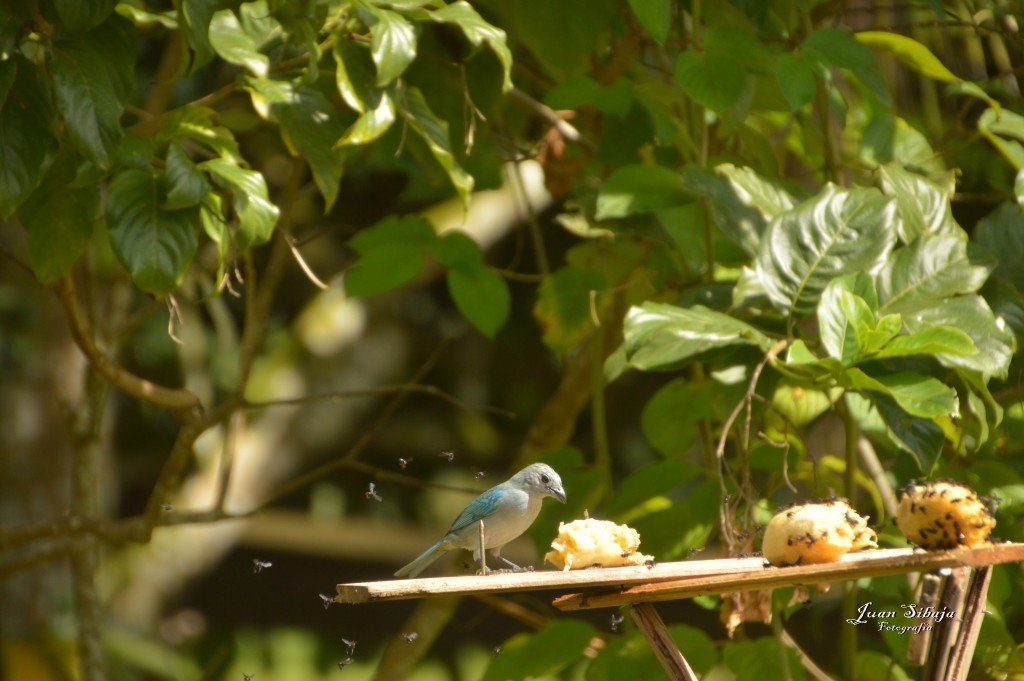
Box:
[394,541,445,577]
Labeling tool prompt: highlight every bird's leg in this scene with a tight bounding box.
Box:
[476,520,490,575]
[491,548,534,573]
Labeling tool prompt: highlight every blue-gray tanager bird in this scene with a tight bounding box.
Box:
[395,463,567,577]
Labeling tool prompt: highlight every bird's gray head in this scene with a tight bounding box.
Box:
[512,463,567,504]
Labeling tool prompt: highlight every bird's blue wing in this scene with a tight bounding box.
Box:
[447,486,505,534]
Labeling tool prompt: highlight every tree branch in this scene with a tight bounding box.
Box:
[53,276,201,416]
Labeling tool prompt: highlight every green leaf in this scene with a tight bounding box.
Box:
[178,0,219,73]
[756,184,897,318]
[47,0,117,32]
[818,277,878,366]
[209,8,269,77]
[803,27,877,70]
[596,164,688,220]
[878,163,959,242]
[51,16,135,169]
[447,265,510,338]
[856,31,961,83]
[512,0,614,79]
[349,214,436,253]
[344,215,435,297]
[430,1,514,91]
[675,50,745,113]
[333,38,377,113]
[623,302,772,371]
[363,4,417,86]
[201,158,279,248]
[243,77,346,210]
[876,234,994,315]
[843,368,957,419]
[978,107,1024,170]
[107,169,200,294]
[160,107,242,162]
[607,459,698,517]
[402,86,474,205]
[431,231,510,336]
[873,325,976,359]
[872,394,943,473]
[481,621,600,681]
[901,296,1014,379]
[774,53,815,111]
[534,266,606,354]
[681,164,794,257]
[336,90,396,146]
[725,638,805,681]
[19,174,97,283]
[163,141,210,210]
[627,0,670,45]
[0,57,57,217]
[772,382,843,427]
[975,203,1024,290]
[640,380,712,457]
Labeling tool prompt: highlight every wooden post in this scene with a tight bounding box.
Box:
[947,566,993,681]
[629,603,698,681]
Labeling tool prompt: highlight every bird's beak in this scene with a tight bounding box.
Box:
[548,486,567,504]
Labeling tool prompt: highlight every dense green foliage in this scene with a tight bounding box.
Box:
[4,0,1024,680]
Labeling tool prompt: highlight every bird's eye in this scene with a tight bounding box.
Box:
[541,474,550,484]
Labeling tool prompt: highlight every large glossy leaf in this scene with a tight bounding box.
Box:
[201,158,279,248]
[107,169,200,294]
[843,368,957,419]
[902,296,1014,379]
[0,57,56,217]
[975,202,1024,290]
[818,277,880,366]
[430,1,514,91]
[876,234,993,315]
[364,4,417,86]
[51,16,135,169]
[873,326,977,360]
[596,164,688,220]
[402,87,474,205]
[878,163,958,242]
[872,394,943,473]
[209,8,269,76]
[756,184,896,318]
[623,302,772,371]
[682,164,795,257]
[243,77,346,210]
